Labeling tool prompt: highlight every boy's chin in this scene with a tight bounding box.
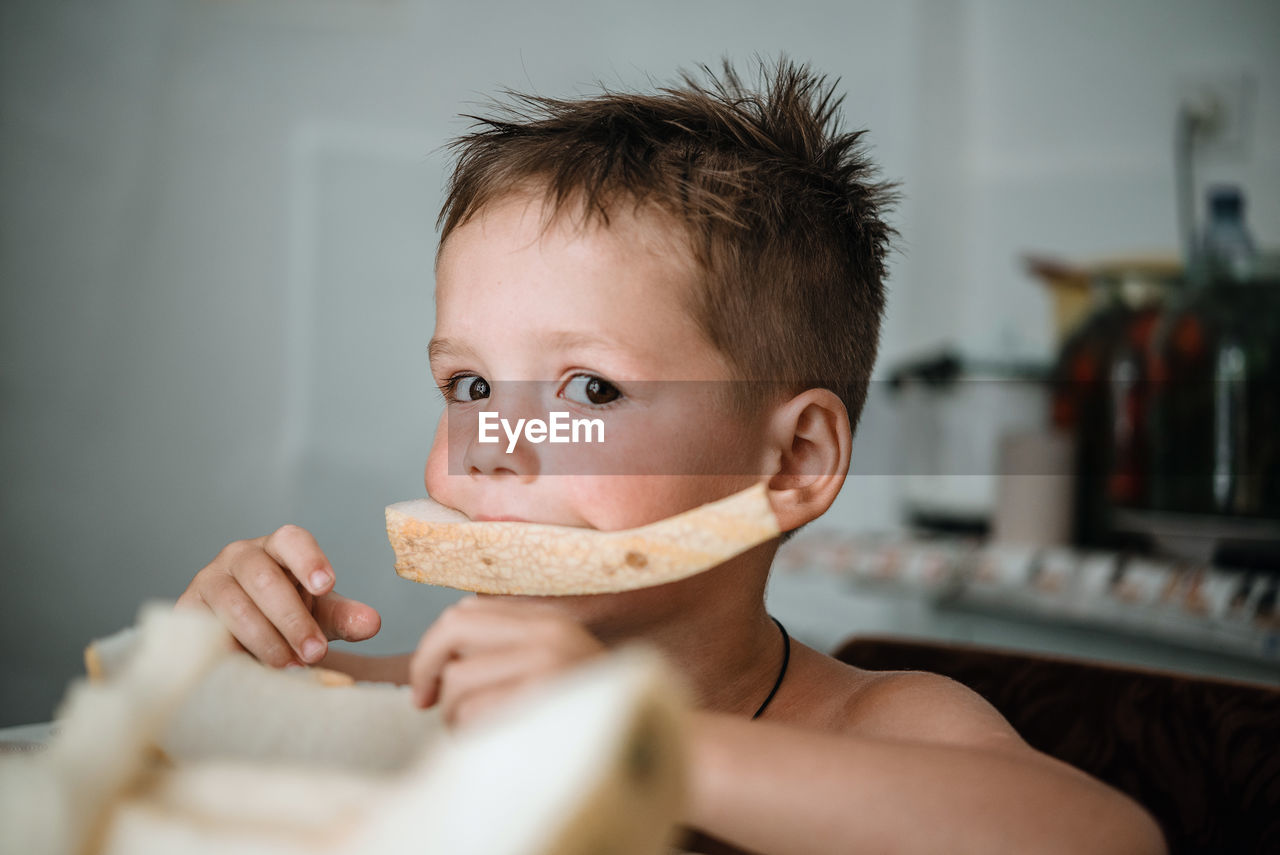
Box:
[478,589,666,631]
[476,591,621,608]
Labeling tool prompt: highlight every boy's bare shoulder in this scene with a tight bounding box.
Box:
[778,642,1027,752]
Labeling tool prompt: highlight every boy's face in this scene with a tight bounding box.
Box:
[425,190,768,534]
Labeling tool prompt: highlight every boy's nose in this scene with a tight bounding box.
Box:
[456,387,542,482]
[463,427,540,480]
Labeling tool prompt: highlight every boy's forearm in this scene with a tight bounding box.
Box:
[684,711,1167,855]
[315,649,412,685]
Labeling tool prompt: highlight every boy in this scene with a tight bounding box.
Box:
[177,59,1166,854]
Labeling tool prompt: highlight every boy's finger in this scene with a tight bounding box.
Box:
[228,552,329,664]
[203,575,302,669]
[260,525,334,596]
[446,676,531,728]
[432,648,543,716]
[313,592,382,642]
[174,588,206,611]
[409,606,543,707]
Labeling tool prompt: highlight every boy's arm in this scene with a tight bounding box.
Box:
[315,649,412,685]
[684,699,1167,855]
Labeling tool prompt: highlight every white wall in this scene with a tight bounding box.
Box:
[2,0,1277,725]
[959,0,1280,356]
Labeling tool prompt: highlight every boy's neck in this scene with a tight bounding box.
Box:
[581,544,786,717]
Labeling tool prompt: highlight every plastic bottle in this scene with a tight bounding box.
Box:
[1200,185,1258,283]
[1149,184,1279,518]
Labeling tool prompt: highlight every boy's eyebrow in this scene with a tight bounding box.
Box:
[428,331,635,364]
[539,330,633,355]
[427,337,470,363]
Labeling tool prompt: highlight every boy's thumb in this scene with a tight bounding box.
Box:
[315,592,382,642]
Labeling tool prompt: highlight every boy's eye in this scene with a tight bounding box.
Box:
[561,374,621,406]
[441,374,490,402]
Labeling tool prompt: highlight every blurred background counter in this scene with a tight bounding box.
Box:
[766,533,1278,685]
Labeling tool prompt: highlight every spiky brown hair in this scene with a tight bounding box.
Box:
[436,56,897,433]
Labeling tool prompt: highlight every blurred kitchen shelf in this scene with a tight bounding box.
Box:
[768,530,1279,686]
[1110,507,1280,565]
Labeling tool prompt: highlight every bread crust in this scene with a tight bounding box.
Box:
[385,483,779,595]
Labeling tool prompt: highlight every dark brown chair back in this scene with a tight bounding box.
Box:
[833,635,1280,855]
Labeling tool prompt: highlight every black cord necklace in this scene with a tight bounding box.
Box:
[751,615,790,720]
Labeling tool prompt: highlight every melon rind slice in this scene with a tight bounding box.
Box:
[385,482,780,595]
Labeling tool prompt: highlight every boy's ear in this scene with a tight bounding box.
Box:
[760,389,851,532]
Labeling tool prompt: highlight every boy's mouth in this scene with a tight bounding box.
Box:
[471,512,596,529]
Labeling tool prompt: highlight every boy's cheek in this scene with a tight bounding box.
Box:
[569,474,754,531]
[423,418,454,499]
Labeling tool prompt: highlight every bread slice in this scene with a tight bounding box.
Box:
[386,482,780,595]
[3,603,688,855]
[83,621,435,773]
[94,646,686,855]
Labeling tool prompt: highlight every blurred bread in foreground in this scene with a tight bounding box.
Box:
[1,603,688,855]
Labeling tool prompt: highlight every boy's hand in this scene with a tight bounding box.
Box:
[409,596,606,727]
[175,525,381,668]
